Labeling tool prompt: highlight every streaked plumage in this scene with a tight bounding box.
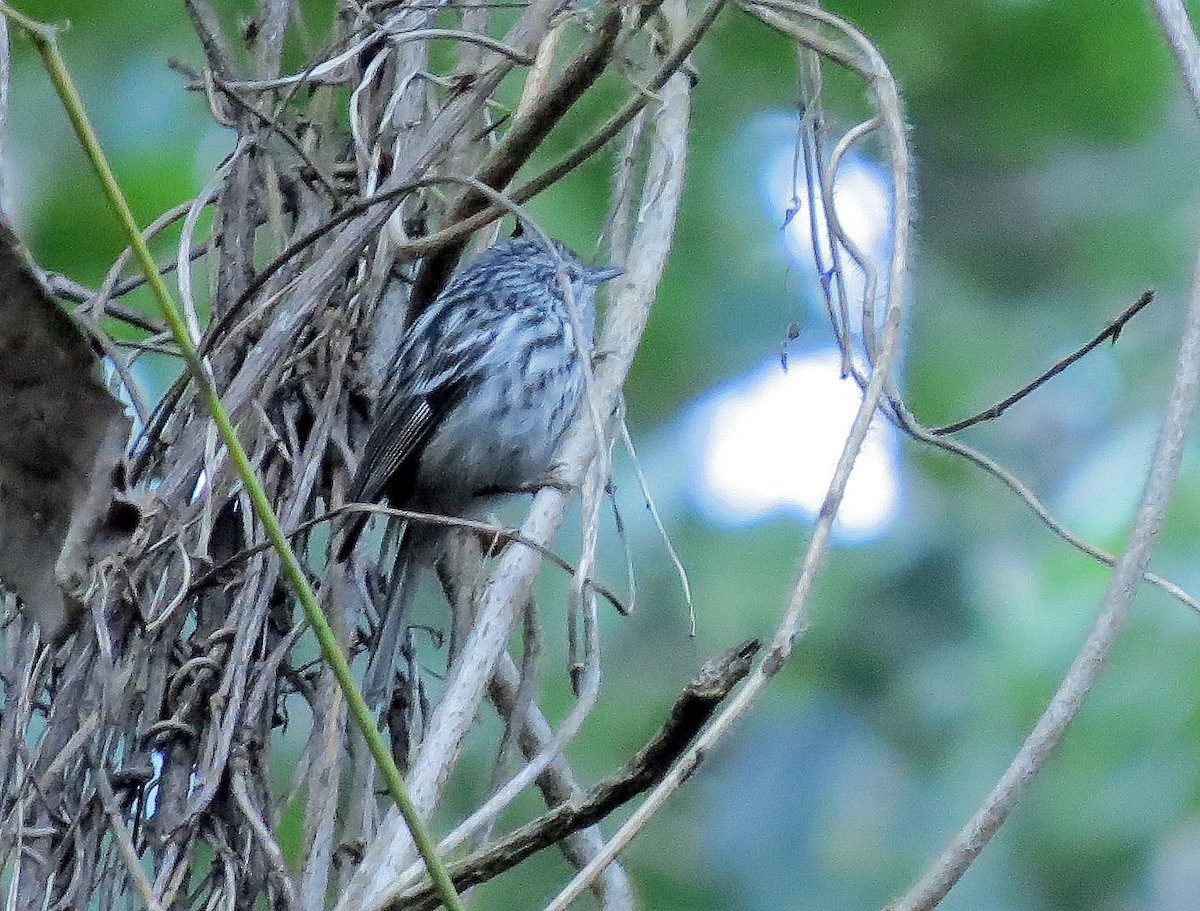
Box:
[339,239,619,703]
[341,238,619,561]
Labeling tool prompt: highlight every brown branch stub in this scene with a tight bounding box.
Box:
[388,639,761,911]
[933,290,1155,435]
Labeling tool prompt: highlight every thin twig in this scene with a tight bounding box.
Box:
[223,27,536,91]
[211,79,344,202]
[618,414,692,628]
[407,1,628,310]
[229,757,299,910]
[225,0,720,313]
[934,290,1156,435]
[186,503,630,614]
[891,262,1200,911]
[338,0,727,285]
[90,754,166,911]
[46,273,167,334]
[895,401,1200,614]
[489,648,637,909]
[541,5,912,906]
[888,8,1200,908]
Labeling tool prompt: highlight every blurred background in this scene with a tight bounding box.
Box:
[7,1,1200,908]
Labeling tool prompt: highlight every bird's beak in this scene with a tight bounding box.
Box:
[585,265,624,284]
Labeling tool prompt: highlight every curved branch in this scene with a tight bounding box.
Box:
[388,641,760,911]
[541,4,914,905]
[890,242,1200,911]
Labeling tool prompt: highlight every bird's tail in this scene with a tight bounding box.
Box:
[336,508,370,562]
[362,541,419,705]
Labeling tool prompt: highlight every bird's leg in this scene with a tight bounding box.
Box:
[478,466,577,499]
[507,471,576,497]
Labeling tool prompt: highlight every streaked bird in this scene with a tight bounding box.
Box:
[340,237,621,699]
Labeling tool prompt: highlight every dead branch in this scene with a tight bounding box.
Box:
[388,640,760,911]
[933,290,1157,435]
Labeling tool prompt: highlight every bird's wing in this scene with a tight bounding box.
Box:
[348,302,482,506]
[338,378,465,561]
[338,306,489,560]
[347,377,464,507]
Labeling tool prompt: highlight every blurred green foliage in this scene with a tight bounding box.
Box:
[9,1,1200,909]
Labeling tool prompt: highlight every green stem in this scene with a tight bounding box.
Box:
[1,7,464,910]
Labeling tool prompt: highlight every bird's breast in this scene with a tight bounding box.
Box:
[412,332,584,507]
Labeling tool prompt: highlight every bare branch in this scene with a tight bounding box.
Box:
[933,290,1156,435]
[885,8,1200,909]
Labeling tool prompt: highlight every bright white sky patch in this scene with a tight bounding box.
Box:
[693,349,900,538]
[780,159,893,266]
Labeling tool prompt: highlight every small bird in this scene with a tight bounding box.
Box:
[340,237,621,696]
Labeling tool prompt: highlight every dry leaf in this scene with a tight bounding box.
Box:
[0,219,136,639]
